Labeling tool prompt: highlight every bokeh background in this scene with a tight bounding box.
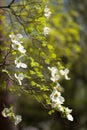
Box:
[18,0,87,130]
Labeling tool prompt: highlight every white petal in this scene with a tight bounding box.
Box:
[18,45,26,54]
[58,96,65,104]
[16,34,23,39]
[65,75,70,80]
[18,73,25,80]
[9,33,15,39]
[16,63,21,68]
[11,42,22,50]
[14,73,24,85]
[44,27,50,36]
[14,73,18,79]
[11,43,18,50]
[60,69,65,75]
[65,107,72,114]
[67,114,73,121]
[14,115,22,125]
[20,63,27,68]
[1,108,9,117]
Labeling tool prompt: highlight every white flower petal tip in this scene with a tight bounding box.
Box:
[67,114,74,121]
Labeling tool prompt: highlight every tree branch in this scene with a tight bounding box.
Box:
[8,0,15,7]
[0,0,15,9]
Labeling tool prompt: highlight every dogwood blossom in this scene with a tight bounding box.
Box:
[64,107,73,121]
[15,57,27,68]
[43,27,50,36]
[2,108,11,117]
[9,33,23,43]
[11,41,26,54]
[50,87,65,113]
[48,66,70,82]
[48,65,73,121]
[14,115,22,125]
[48,67,60,82]
[9,33,26,54]
[50,88,65,104]
[60,68,70,80]
[48,67,58,77]
[44,6,51,19]
[14,73,25,85]
[2,107,22,125]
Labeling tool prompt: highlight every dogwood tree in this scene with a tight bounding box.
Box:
[0,0,80,129]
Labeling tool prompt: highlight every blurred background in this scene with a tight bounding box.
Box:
[0,0,87,130]
[17,0,87,130]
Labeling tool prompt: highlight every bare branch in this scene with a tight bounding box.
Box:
[0,0,15,9]
[8,0,15,7]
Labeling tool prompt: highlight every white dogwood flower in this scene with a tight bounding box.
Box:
[44,6,51,19]
[1,108,11,117]
[50,88,65,112]
[48,67,60,82]
[2,107,22,125]
[14,73,25,85]
[48,66,70,81]
[9,33,26,54]
[43,27,50,36]
[9,33,23,43]
[50,89,65,104]
[60,68,70,80]
[14,115,22,125]
[64,107,73,121]
[15,57,27,68]
[11,41,26,54]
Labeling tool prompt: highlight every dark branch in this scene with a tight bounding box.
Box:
[0,0,15,9]
[8,0,15,8]
[0,6,9,9]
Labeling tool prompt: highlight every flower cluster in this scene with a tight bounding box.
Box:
[48,66,73,121]
[43,6,51,36]
[44,6,51,19]
[9,33,26,54]
[48,67,70,82]
[2,107,22,125]
[9,33,27,85]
